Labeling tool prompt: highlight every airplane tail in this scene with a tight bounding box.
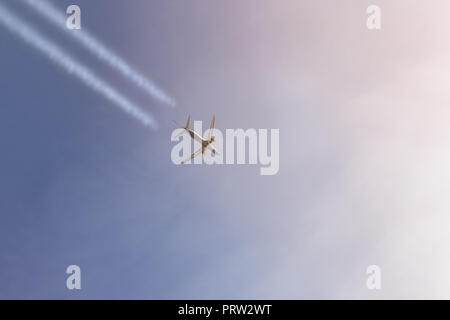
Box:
[173,115,190,138]
[185,115,190,130]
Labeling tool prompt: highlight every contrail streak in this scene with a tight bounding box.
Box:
[22,0,176,107]
[0,3,158,129]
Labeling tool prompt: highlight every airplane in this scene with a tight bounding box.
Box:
[174,115,219,164]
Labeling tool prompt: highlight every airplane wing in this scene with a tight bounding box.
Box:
[172,120,187,138]
[174,128,186,138]
[207,115,215,141]
[181,147,203,164]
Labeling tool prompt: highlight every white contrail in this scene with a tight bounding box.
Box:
[0,3,158,129]
[22,0,176,107]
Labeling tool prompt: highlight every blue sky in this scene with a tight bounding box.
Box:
[2,0,450,299]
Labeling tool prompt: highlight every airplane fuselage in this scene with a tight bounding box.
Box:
[176,115,217,163]
[187,129,216,153]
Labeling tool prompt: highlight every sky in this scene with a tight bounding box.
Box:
[1,0,450,299]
